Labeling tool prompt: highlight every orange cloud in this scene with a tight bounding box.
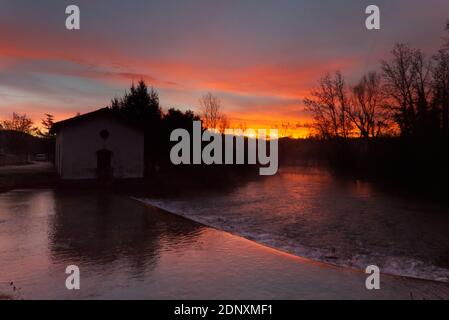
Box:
[0,17,362,136]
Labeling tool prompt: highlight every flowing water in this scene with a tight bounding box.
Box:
[1,179,449,299]
[141,166,449,283]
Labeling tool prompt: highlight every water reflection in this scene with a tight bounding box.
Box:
[0,189,204,298]
[49,191,202,276]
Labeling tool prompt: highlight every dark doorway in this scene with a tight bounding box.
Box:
[96,149,113,180]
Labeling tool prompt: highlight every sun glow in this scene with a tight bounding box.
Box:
[228,118,311,139]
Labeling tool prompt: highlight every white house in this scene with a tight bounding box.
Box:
[51,108,144,180]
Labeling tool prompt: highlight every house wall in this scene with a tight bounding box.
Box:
[58,117,144,179]
[55,131,63,175]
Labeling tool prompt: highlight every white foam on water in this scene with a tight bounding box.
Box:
[136,197,449,283]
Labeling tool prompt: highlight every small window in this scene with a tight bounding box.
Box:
[99,129,110,140]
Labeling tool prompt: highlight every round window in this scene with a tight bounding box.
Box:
[100,129,110,140]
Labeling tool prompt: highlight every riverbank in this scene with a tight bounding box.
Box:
[279,138,449,203]
[0,162,57,193]
[1,188,448,299]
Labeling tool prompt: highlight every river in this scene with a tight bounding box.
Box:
[141,166,449,283]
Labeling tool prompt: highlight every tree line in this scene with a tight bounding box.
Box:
[0,82,228,139]
[0,113,55,138]
[305,23,449,141]
[108,80,232,173]
[109,80,228,135]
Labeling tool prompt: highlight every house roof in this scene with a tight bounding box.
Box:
[50,108,144,133]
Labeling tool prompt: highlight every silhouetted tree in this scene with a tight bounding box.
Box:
[1,113,35,134]
[412,49,433,136]
[199,93,228,132]
[38,113,55,138]
[348,72,390,138]
[163,108,200,132]
[110,80,162,174]
[218,114,230,133]
[381,43,433,137]
[111,80,162,124]
[432,24,449,138]
[300,22,449,194]
[431,49,449,137]
[304,71,352,139]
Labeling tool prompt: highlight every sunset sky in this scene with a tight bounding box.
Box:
[1,0,449,137]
